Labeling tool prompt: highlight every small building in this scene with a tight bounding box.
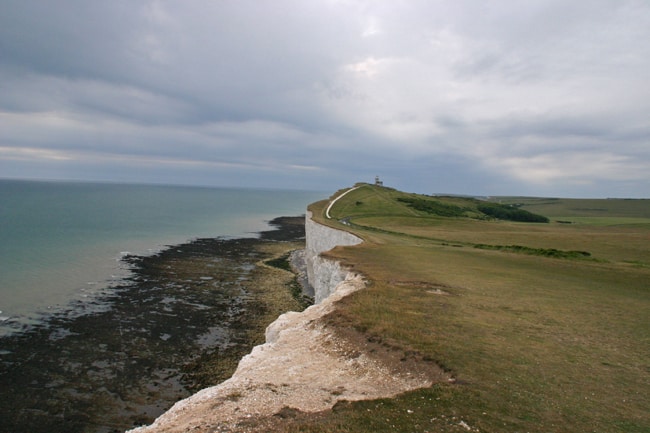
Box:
[374,176,383,186]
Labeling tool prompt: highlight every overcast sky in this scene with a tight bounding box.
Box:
[1,1,649,197]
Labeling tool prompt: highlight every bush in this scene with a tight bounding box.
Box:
[477,203,549,223]
[474,244,591,259]
[397,197,466,217]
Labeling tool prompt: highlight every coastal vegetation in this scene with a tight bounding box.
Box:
[366,192,549,222]
[472,244,592,259]
[266,184,650,432]
[264,252,313,309]
[396,196,468,217]
[475,201,550,223]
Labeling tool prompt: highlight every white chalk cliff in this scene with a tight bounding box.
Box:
[128,210,438,433]
[304,210,363,303]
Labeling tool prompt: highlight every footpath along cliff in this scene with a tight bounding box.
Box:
[129,206,447,432]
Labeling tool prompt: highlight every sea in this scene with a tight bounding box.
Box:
[0,179,323,336]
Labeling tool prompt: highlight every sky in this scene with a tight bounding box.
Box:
[1,1,649,197]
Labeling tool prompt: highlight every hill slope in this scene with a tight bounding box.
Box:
[280,184,650,433]
[324,183,549,223]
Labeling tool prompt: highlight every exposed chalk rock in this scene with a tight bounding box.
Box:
[304,211,362,303]
[127,209,438,433]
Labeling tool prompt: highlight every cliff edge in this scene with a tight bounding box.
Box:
[128,209,446,433]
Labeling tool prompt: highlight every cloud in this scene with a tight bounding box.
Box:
[1,0,649,196]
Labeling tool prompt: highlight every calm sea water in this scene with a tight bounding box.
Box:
[0,179,322,335]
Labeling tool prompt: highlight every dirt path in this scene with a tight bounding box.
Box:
[325,186,361,219]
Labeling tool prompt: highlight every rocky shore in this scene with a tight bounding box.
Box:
[0,211,449,433]
[0,216,308,433]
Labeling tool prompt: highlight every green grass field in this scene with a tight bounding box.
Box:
[284,184,650,432]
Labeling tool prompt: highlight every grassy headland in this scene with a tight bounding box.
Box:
[277,184,650,432]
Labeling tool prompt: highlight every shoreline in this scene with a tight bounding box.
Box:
[128,209,450,432]
[0,216,308,433]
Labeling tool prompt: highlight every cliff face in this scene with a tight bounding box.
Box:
[127,210,440,433]
[304,211,362,303]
